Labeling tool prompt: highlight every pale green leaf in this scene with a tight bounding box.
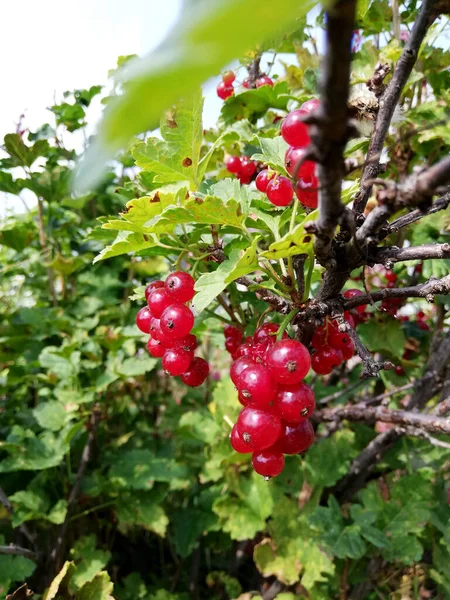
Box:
[251,136,290,174]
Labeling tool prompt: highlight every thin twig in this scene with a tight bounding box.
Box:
[0,545,37,561]
[373,242,450,265]
[353,0,437,213]
[318,379,368,405]
[346,324,393,378]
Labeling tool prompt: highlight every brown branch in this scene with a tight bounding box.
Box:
[373,242,450,265]
[315,403,450,435]
[50,407,101,572]
[345,324,393,378]
[0,545,36,561]
[343,274,450,310]
[385,192,450,235]
[237,276,291,314]
[353,0,437,214]
[356,155,450,243]
[306,0,357,264]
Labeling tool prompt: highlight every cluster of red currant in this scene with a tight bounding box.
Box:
[225,155,260,185]
[225,322,315,479]
[135,273,209,387]
[311,289,368,375]
[216,70,274,100]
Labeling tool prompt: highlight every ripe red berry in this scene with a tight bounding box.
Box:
[162,347,193,376]
[256,76,273,87]
[236,407,282,451]
[276,419,314,454]
[341,339,355,360]
[225,156,242,174]
[235,364,278,406]
[147,337,166,358]
[343,289,367,314]
[160,304,195,338]
[148,288,173,318]
[230,356,256,386]
[266,176,294,207]
[281,109,310,148]
[285,147,316,179]
[230,424,252,453]
[236,342,254,358]
[222,70,236,86]
[266,339,311,385]
[149,317,170,344]
[275,382,315,423]
[181,357,209,386]
[251,339,274,364]
[224,325,243,341]
[255,169,275,193]
[136,307,152,333]
[252,449,285,478]
[385,270,397,283]
[311,325,328,350]
[225,337,241,355]
[242,78,250,89]
[417,320,430,331]
[311,347,343,375]
[294,176,318,209]
[217,81,234,100]
[343,311,356,329]
[254,322,279,343]
[300,98,320,113]
[417,311,426,320]
[240,157,257,178]
[144,280,164,301]
[394,365,405,376]
[165,271,195,303]
[167,333,198,352]
[328,328,352,352]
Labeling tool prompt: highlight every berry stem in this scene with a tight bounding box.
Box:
[217,294,242,325]
[261,261,291,292]
[279,259,289,278]
[289,197,300,234]
[276,308,299,341]
[302,254,315,301]
[204,308,235,326]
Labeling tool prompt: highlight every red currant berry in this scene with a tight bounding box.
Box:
[165,271,195,303]
[311,347,343,375]
[311,325,328,350]
[276,419,314,454]
[417,311,426,320]
[147,337,166,358]
[266,176,294,207]
[252,449,285,478]
[385,270,397,283]
[242,78,250,89]
[225,337,241,355]
[255,169,275,193]
[136,307,152,333]
[230,356,256,386]
[160,304,195,338]
[343,311,356,329]
[300,98,320,113]
[275,382,315,423]
[167,333,198,352]
[254,322,279,343]
[225,156,242,174]
[230,424,252,453]
[238,391,249,406]
[162,347,193,376]
[222,70,236,86]
[414,263,423,274]
[251,339,274,364]
[328,328,352,352]
[236,406,282,451]
[294,176,318,209]
[417,320,430,331]
[394,365,405,376]
[266,339,311,385]
[144,280,164,301]
[217,81,234,100]
[285,147,316,179]
[181,357,209,386]
[281,109,310,147]
[343,289,367,314]
[149,317,170,345]
[341,339,355,360]
[256,75,273,87]
[148,289,173,318]
[224,325,243,341]
[236,342,254,358]
[235,364,278,406]
[239,157,257,178]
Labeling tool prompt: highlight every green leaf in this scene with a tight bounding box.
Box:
[33,401,71,431]
[0,546,36,590]
[48,255,85,276]
[109,450,190,490]
[358,319,406,358]
[251,136,290,174]
[115,355,158,377]
[221,81,291,124]
[172,508,218,558]
[260,210,317,259]
[94,231,159,263]
[76,572,114,600]
[208,178,259,217]
[75,0,316,190]
[71,535,111,590]
[156,195,246,230]
[116,491,169,536]
[213,472,274,541]
[43,561,75,600]
[132,91,203,188]
[304,429,358,488]
[4,134,29,166]
[193,239,259,314]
